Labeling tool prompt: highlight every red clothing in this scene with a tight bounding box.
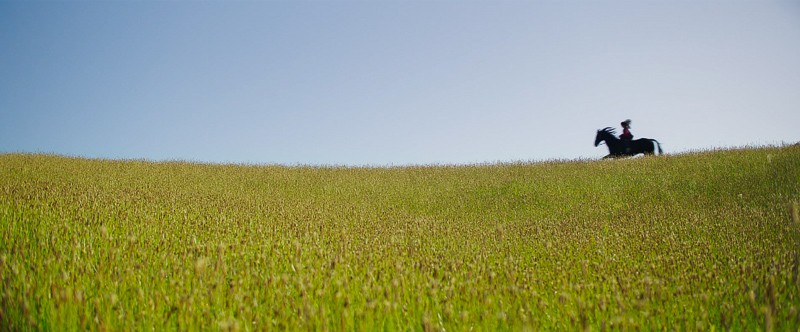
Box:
[620,128,633,140]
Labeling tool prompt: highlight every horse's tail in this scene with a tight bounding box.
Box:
[651,139,663,155]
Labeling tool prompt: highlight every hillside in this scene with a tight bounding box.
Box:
[1,146,799,330]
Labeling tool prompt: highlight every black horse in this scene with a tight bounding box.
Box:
[594,127,662,158]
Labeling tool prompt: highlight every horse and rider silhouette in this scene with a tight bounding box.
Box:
[594,120,662,159]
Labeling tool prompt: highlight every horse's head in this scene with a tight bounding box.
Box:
[594,127,616,146]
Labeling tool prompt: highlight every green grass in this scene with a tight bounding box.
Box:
[1,146,799,330]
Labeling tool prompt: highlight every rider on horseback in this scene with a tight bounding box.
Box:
[620,119,633,153]
[594,121,662,158]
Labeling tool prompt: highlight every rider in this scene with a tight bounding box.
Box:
[619,119,633,140]
[620,119,633,153]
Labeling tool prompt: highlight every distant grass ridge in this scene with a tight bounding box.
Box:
[1,146,799,330]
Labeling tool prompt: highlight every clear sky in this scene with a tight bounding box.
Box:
[2,1,799,166]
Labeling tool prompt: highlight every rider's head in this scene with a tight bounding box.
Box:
[621,119,631,128]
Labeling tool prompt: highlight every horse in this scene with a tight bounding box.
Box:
[594,127,663,158]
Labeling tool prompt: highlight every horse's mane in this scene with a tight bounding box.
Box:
[600,127,617,135]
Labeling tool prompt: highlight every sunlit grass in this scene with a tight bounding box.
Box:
[1,145,799,330]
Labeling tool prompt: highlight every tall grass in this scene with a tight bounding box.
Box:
[1,146,799,330]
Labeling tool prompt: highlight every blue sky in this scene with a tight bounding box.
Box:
[2,1,799,165]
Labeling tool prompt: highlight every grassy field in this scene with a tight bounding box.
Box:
[1,146,799,330]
